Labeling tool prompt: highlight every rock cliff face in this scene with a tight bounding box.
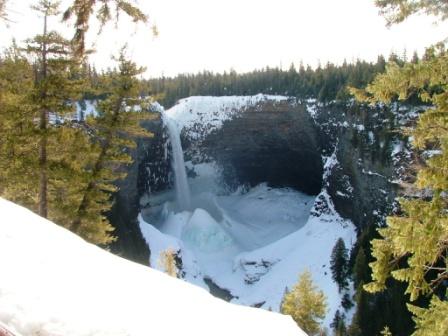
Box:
[109,96,412,263]
[194,101,323,195]
[108,117,168,264]
[312,102,399,230]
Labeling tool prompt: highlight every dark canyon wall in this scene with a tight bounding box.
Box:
[194,101,323,195]
[109,98,409,263]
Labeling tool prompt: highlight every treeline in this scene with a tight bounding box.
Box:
[140,53,417,108]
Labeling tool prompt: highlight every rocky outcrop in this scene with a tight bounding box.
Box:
[195,100,323,195]
[108,115,168,264]
[312,102,403,230]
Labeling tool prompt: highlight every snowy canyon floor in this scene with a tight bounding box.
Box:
[140,181,356,330]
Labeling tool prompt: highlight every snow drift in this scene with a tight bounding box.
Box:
[0,198,304,336]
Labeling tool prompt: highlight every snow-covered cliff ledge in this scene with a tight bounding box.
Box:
[165,94,294,141]
[0,198,304,336]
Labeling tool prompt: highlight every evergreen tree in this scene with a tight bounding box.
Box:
[62,0,148,57]
[411,51,419,64]
[409,295,448,336]
[346,321,362,336]
[69,51,155,244]
[143,56,391,108]
[0,1,87,221]
[351,3,448,335]
[330,238,349,291]
[281,270,327,335]
[331,310,346,336]
[352,246,368,288]
[374,0,448,25]
[26,0,83,218]
[159,248,178,277]
[1,7,154,245]
[0,45,36,208]
[355,45,448,336]
[380,326,393,336]
[341,293,353,311]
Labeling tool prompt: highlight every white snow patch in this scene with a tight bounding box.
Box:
[306,102,318,119]
[336,191,350,198]
[368,131,375,144]
[75,100,98,120]
[0,198,304,336]
[322,151,339,181]
[423,149,442,158]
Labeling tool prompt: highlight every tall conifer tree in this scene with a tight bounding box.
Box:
[26,0,83,218]
[0,46,36,207]
[62,0,148,57]
[330,238,349,291]
[281,270,327,336]
[351,2,448,334]
[69,51,155,244]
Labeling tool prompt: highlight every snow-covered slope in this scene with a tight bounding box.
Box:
[165,94,292,140]
[0,198,304,336]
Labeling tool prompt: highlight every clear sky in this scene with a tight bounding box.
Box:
[1,0,447,78]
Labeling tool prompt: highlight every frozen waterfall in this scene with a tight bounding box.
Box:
[163,113,191,211]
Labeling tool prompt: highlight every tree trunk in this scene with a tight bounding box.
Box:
[38,11,48,218]
[38,109,48,218]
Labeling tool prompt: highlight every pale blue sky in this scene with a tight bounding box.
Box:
[1,0,447,77]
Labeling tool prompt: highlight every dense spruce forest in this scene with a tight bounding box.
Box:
[139,53,417,108]
[80,50,422,110]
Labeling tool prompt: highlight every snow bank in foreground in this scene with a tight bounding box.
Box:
[0,198,304,336]
[165,94,292,140]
